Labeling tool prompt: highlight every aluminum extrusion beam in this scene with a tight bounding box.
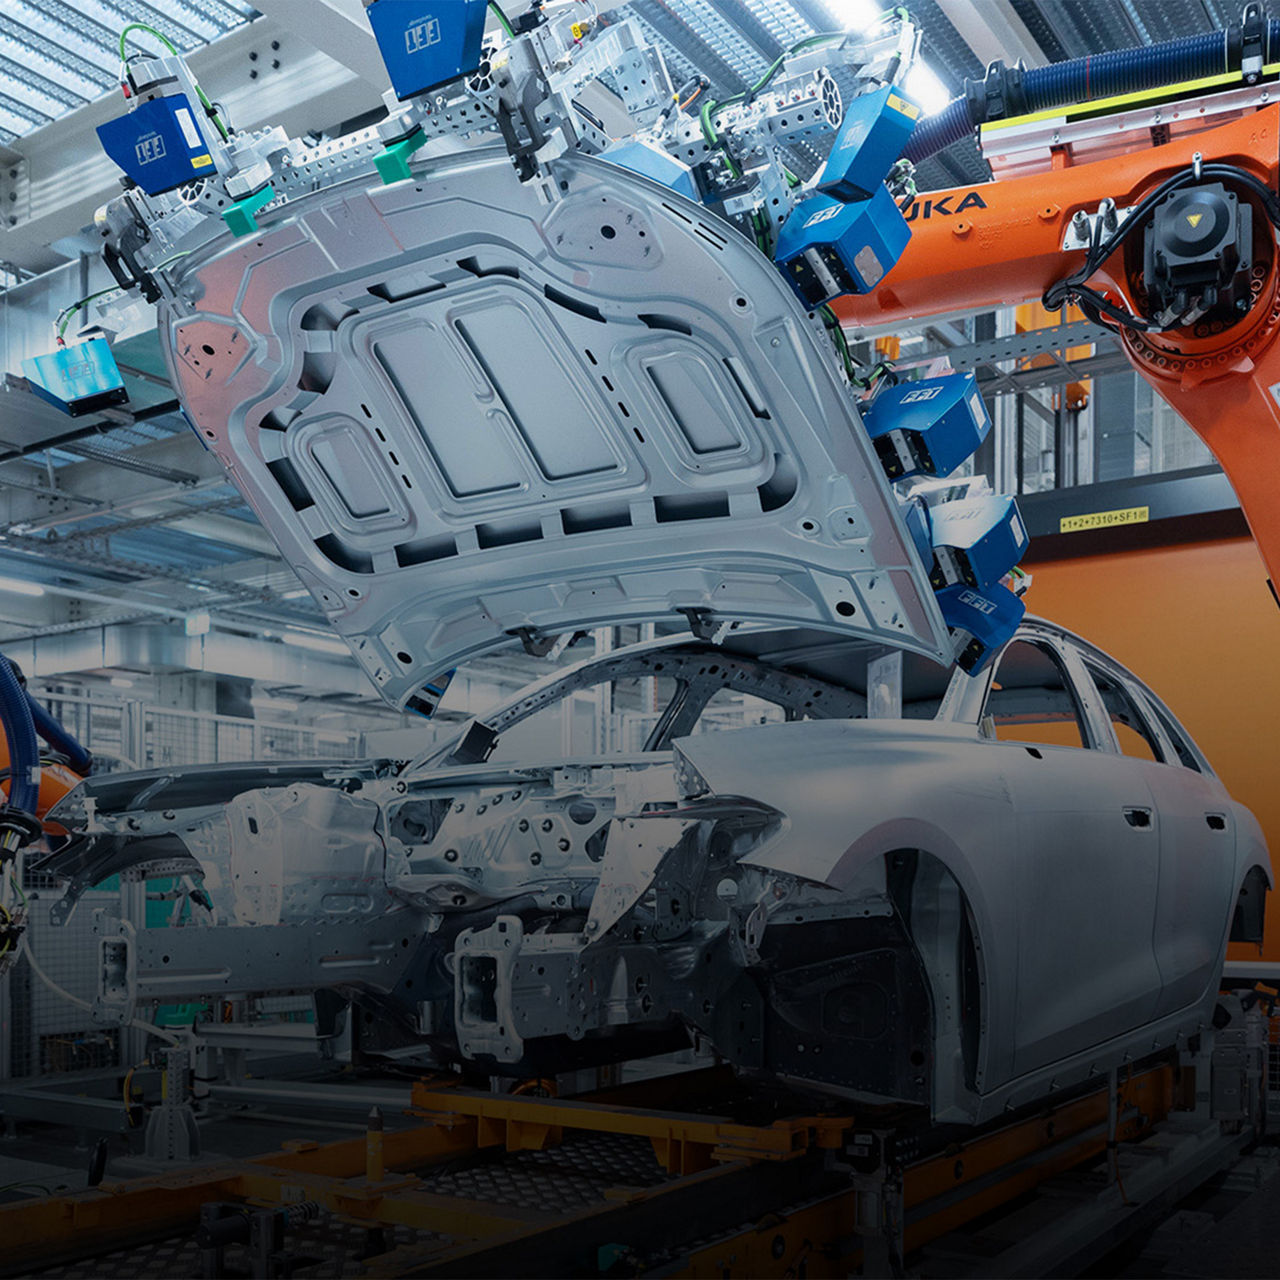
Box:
[249,0,391,90]
[941,0,1048,71]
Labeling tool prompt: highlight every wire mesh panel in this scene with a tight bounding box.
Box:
[8,888,120,1079]
[214,718,257,762]
[143,709,216,767]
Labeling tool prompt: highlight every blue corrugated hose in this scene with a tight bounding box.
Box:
[0,657,39,816]
[24,691,92,777]
[905,23,1280,165]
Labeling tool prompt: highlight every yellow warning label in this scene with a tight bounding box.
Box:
[191,153,213,168]
[1186,212,1204,227]
[887,93,921,120]
[1059,505,1149,534]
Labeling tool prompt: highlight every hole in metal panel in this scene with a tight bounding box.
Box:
[723,357,772,420]
[544,284,606,323]
[457,255,520,279]
[267,457,315,512]
[638,313,692,335]
[299,351,336,394]
[476,519,545,549]
[561,503,632,534]
[260,407,299,432]
[366,276,445,303]
[654,492,731,522]
[395,535,458,567]
[758,454,799,512]
[314,534,374,574]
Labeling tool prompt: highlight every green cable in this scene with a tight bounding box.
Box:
[9,875,27,909]
[488,1,516,38]
[821,305,862,383]
[55,287,122,341]
[117,21,229,141]
[117,21,176,64]
[700,32,846,175]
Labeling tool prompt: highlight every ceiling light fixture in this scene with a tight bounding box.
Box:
[905,62,952,116]
[827,0,882,32]
[0,575,46,597]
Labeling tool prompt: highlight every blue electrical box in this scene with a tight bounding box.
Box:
[96,95,216,196]
[926,493,1029,592]
[602,139,699,203]
[861,371,991,481]
[22,338,128,418]
[936,582,1026,675]
[818,84,921,203]
[774,186,910,309]
[367,0,490,100]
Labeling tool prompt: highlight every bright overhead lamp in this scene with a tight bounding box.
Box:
[906,62,952,116]
[828,0,882,31]
[109,676,135,689]
[253,694,300,713]
[0,575,46,597]
[282,629,350,656]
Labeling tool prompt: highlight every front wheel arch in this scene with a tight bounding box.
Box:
[1230,865,1269,945]
[885,849,986,1099]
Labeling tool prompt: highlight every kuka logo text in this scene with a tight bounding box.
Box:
[904,191,988,222]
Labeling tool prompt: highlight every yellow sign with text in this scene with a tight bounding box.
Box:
[1059,505,1150,534]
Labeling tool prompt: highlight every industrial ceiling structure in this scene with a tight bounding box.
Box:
[0,0,1239,706]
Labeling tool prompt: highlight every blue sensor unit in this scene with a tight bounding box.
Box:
[927,493,1029,592]
[936,582,1026,675]
[773,186,910,309]
[367,0,490,100]
[818,84,921,203]
[602,139,699,203]
[901,496,934,566]
[861,372,991,481]
[96,95,216,196]
[22,338,128,418]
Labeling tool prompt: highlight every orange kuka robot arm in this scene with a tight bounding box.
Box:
[0,751,83,832]
[836,105,1280,592]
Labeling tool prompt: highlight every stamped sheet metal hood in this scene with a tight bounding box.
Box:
[159,148,951,706]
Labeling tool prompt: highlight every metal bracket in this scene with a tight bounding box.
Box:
[1062,199,1138,251]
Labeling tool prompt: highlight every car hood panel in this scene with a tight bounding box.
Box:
[161,149,949,705]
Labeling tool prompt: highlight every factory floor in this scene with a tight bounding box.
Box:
[1090,1139,1280,1279]
[2,1061,1278,1279]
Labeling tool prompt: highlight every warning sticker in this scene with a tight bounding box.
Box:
[1059,505,1149,533]
[887,93,921,120]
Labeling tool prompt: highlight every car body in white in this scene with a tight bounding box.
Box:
[39,617,1270,1124]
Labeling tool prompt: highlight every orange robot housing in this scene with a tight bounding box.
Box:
[837,106,1280,595]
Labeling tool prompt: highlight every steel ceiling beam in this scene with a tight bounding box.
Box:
[249,0,391,90]
[941,0,1047,70]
